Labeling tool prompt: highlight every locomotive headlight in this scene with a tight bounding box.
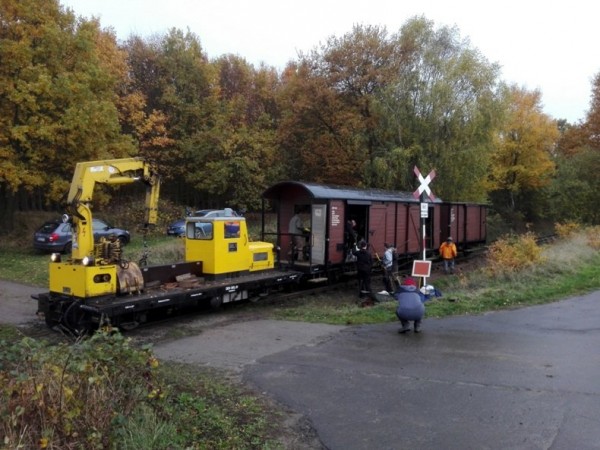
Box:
[82,255,95,266]
[50,253,61,263]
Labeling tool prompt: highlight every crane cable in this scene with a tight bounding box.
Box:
[139,227,150,267]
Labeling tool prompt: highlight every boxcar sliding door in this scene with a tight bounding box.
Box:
[311,204,327,265]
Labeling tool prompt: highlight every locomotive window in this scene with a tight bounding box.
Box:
[224,221,240,239]
[188,222,213,240]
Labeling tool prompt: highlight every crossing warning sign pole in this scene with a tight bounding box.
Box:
[413,166,436,286]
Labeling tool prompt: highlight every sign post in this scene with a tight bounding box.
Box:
[413,166,436,286]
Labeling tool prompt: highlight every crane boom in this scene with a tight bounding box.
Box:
[65,157,160,260]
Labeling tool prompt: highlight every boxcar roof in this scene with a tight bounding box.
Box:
[263,181,424,203]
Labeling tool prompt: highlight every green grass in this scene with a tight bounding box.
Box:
[262,230,600,325]
[0,248,49,287]
[0,234,184,287]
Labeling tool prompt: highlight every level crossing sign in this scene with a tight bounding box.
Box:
[413,166,436,201]
[413,165,436,284]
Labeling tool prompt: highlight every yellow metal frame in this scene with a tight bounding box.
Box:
[50,263,117,298]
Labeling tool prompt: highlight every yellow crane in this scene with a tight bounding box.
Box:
[49,157,160,299]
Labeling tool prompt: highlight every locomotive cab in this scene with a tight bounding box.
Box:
[184,216,275,276]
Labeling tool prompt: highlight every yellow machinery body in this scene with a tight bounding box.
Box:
[50,262,117,298]
[184,216,275,275]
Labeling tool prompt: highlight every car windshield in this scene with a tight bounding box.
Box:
[92,219,109,229]
[38,222,60,233]
[189,222,213,239]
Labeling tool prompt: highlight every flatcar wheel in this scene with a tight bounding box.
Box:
[249,292,269,303]
[62,301,91,336]
[210,296,223,310]
[44,314,59,328]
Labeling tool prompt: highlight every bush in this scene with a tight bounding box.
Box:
[486,232,543,276]
[0,329,163,450]
[586,226,600,250]
[555,221,580,238]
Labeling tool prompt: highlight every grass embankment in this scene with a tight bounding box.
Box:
[0,330,285,449]
[1,226,599,448]
[265,229,600,325]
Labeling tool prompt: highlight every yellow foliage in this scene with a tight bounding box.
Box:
[586,226,600,250]
[555,221,580,238]
[486,232,543,275]
[489,86,558,193]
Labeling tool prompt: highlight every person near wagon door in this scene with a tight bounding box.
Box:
[395,277,425,333]
[352,240,373,299]
[439,236,458,274]
[382,243,396,293]
[345,219,358,247]
[289,208,305,261]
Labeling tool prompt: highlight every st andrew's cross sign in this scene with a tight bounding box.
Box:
[413,166,436,201]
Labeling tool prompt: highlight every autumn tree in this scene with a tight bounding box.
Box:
[487,85,558,226]
[277,25,401,185]
[545,150,600,224]
[545,71,600,224]
[125,30,285,210]
[188,56,283,210]
[277,60,364,184]
[123,29,217,206]
[0,0,138,221]
[583,71,600,151]
[374,16,501,201]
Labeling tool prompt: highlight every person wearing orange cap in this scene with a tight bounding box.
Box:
[439,236,458,274]
[394,277,425,333]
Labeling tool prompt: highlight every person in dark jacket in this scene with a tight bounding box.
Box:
[352,240,372,299]
[394,277,425,333]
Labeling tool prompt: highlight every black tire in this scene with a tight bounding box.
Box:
[117,235,128,246]
[63,242,72,254]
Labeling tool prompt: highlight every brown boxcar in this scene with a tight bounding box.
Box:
[261,181,486,279]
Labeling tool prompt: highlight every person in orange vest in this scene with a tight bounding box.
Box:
[439,236,458,274]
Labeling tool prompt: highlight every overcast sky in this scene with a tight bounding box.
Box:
[60,0,599,123]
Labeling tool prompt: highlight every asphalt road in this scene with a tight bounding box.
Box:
[156,292,600,450]
[3,280,600,449]
[0,279,41,325]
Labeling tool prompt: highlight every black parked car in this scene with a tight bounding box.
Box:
[33,218,130,253]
